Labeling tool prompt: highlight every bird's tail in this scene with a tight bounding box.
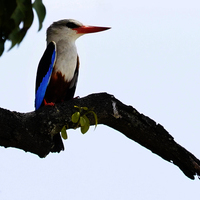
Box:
[51,133,64,153]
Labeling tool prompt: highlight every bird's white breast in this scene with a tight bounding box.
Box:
[54,40,78,82]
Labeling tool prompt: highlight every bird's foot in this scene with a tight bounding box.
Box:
[44,99,55,106]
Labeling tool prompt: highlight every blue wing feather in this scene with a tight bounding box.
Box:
[35,41,56,110]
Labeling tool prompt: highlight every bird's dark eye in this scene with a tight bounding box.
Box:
[66,22,80,29]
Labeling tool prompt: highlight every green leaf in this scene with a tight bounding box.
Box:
[32,0,46,31]
[81,124,90,134]
[8,0,33,49]
[80,115,90,134]
[80,116,86,126]
[82,107,88,111]
[90,111,98,128]
[83,115,90,126]
[8,27,27,49]
[71,112,80,123]
[0,0,46,56]
[61,126,67,140]
[87,111,98,129]
[8,27,21,48]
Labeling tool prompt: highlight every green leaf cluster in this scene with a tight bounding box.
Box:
[0,0,46,56]
[71,106,98,134]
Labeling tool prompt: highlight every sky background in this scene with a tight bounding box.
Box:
[0,0,200,199]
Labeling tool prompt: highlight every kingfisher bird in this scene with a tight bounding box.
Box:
[35,19,110,153]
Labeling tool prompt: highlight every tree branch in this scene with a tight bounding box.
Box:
[0,92,199,179]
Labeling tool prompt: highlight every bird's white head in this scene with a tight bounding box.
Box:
[46,19,110,44]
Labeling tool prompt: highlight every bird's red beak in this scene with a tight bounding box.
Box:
[73,25,111,34]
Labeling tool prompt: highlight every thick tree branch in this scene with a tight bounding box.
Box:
[0,92,199,179]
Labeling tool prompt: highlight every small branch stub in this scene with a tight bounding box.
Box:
[112,100,122,119]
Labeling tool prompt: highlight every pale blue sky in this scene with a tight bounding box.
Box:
[0,0,200,199]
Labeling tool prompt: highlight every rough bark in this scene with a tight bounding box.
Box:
[0,92,199,180]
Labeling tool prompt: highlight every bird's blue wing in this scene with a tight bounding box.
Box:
[35,41,56,110]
